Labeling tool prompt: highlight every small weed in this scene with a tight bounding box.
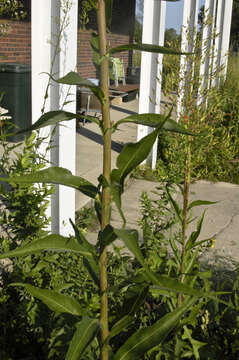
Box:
[75,206,99,232]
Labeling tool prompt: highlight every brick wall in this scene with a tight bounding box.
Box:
[0,20,31,64]
[77,30,129,79]
[0,20,131,80]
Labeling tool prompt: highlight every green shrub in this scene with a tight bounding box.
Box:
[156,57,239,185]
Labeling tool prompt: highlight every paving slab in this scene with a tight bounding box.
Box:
[75,98,239,268]
[75,99,139,209]
[185,181,239,268]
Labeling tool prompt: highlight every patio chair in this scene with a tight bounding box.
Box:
[110,57,126,88]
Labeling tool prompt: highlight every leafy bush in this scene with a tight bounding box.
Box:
[156,77,239,184]
[138,187,239,359]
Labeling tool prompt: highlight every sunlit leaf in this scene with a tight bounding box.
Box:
[11,283,83,316]
[98,224,118,251]
[0,234,92,259]
[91,31,101,66]
[17,110,100,134]
[111,126,161,188]
[52,72,105,104]
[115,114,194,135]
[108,42,192,57]
[0,167,98,199]
[114,229,145,265]
[165,186,183,224]
[66,318,101,360]
[70,219,100,287]
[188,200,217,211]
[186,211,205,250]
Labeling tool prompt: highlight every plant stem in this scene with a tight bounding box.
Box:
[178,136,191,306]
[97,1,111,359]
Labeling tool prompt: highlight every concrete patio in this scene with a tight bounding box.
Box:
[75,98,239,267]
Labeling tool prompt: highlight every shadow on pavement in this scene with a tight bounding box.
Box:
[77,125,124,153]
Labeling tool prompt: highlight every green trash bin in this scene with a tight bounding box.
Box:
[0,63,31,142]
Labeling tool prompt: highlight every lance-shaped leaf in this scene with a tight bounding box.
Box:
[0,234,92,259]
[66,318,101,360]
[91,31,101,66]
[114,229,145,266]
[188,199,218,211]
[17,110,101,134]
[110,286,149,340]
[115,114,194,135]
[105,0,113,29]
[100,172,126,225]
[113,230,219,299]
[0,167,98,199]
[113,297,196,360]
[52,72,105,104]
[165,185,183,224]
[70,219,100,287]
[98,224,118,252]
[11,283,83,316]
[111,126,161,188]
[186,211,206,251]
[108,42,192,57]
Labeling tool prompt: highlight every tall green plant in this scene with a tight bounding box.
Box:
[0,1,225,359]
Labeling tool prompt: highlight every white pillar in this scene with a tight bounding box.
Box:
[211,0,224,87]
[31,1,52,141]
[138,0,166,169]
[198,0,216,104]
[32,1,78,236]
[177,0,199,118]
[31,1,53,224]
[219,0,233,78]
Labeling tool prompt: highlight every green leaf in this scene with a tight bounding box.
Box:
[110,286,149,340]
[91,31,101,67]
[70,219,100,287]
[66,318,101,360]
[165,186,183,224]
[114,229,145,266]
[11,283,83,316]
[113,229,207,298]
[108,42,192,57]
[111,126,160,188]
[115,114,195,135]
[186,211,205,251]
[0,234,92,259]
[188,199,217,211]
[98,224,118,251]
[0,167,98,199]
[109,182,126,225]
[113,297,196,360]
[105,0,113,29]
[70,218,96,254]
[182,326,207,360]
[52,72,105,104]
[100,174,126,225]
[149,275,206,298]
[17,110,100,134]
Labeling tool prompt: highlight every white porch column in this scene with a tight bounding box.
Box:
[31,1,54,224]
[219,0,233,78]
[32,1,78,236]
[211,0,224,87]
[51,0,78,236]
[177,0,199,118]
[198,0,216,104]
[138,0,166,169]
[31,1,52,139]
